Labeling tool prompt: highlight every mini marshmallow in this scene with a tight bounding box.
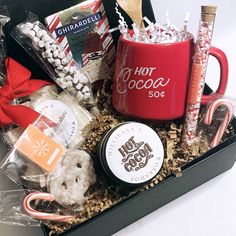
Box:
[60,81,67,89]
[46,49,53,57]
[47,58,55,64]
[79,74,89,84]
[63,66,69,74]
[41,33,52,43]
[44,42,51,50]
[66,81,73,88]
[83,92,91,100]
[69,66,76,75]
[32,37,40,44]
[58,52,65,59]
[42,52,47,58]
[42,51,52,59]
[76,91,84,100]
[55,68,60,74]
[47,53,53,59]
[36,30,44,38]
[82,86,90,93]
[56,77,64,84]
[28,30,36,38]
[58,72,65,78]
[25,22,34,30]
[20,25,31,35]
[53,50,59,58]
[65,75,73,81]
[57,65,64,71]
[40,29,47,35]
[49,45,56,51]
[61,58,68,65]
[76,83,83,91]
[72,77,79,84]
[33,24,40,32]
[70,87,77,94]
[38,40,45,48]
[54,59,61,67]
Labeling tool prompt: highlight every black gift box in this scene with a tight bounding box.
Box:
[0,0,236,235]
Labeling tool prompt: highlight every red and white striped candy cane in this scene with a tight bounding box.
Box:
[204,98,233,148]
[23,192,75,222]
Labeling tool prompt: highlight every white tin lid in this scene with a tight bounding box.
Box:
[104,122,164,185]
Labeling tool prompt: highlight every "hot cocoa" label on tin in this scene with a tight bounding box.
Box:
[118,136,154,172]
[105,122,164,184]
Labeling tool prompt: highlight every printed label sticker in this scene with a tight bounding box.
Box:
[15,125,64,172]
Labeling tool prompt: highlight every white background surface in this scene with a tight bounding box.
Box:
[0,0,236,235]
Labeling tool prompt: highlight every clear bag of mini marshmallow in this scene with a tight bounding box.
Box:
[11,13,94,105]
[197,96,236,149]
[0,189,79,226]
[0,116,97,210]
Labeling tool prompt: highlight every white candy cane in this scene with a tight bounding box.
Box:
[204,98,234,148]
[23,192,75,222]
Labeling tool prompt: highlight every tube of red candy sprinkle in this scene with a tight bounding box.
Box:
[182,6,217,146]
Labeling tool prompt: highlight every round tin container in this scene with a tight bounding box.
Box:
[98,122,164,186]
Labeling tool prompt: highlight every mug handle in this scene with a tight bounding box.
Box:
[201,46,228,104]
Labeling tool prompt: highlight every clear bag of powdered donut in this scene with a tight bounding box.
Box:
[0,189,81,226]
[196,96,236,149]
[11,13,94,106]
[0,115,97,221]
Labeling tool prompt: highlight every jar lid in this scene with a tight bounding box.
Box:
[99,122,164,185]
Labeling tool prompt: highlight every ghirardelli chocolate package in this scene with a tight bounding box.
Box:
[45,0,116,85]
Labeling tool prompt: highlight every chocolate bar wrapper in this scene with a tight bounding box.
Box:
[45,0,116,84]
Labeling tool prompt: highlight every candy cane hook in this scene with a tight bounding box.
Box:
[204,98,233,148]
[23,192,75,222]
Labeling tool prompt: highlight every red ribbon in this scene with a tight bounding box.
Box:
[0,57,52,128]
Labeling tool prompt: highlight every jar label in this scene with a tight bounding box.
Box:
[35,100,78,147]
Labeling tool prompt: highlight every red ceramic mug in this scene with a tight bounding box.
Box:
[112,33,228,120]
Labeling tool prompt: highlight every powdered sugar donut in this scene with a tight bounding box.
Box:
[41,149,96,205]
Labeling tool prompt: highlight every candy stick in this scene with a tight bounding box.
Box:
[182,6,217,146]
[204,98,233,148]
[165,11,171,27]
[183,12,190,39]
[23,192,75,222]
